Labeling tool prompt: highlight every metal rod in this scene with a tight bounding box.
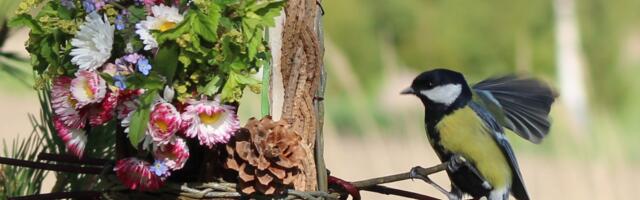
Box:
[0,157,103,174]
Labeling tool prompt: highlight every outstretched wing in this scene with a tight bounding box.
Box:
[472,75,556,143]
[469,102,529,200]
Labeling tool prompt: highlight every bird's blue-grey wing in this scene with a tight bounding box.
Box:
[472,75,556,144]
[470,102,529,200]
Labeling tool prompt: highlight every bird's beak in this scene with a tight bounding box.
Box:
[400,87,415,95]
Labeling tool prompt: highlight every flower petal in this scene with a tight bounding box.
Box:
[114,157,165,191]
[54,117,87,158]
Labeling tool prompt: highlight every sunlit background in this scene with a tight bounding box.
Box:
[2,0,640,199]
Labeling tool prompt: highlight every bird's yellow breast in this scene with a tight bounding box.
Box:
[436,107,512,188]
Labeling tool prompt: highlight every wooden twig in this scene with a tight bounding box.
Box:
[351,163,448,188]
[286,190,340,200]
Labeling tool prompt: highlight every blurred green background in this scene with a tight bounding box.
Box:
[2,0,640,199]
[320,0,640,159]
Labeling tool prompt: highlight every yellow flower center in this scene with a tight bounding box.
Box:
[159,21,177,32]
[82,81,95,99]
[199,112,222,125]
[156,121,169,133]
[68,96,78,108]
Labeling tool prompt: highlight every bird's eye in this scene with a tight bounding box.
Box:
[427,82,433,86]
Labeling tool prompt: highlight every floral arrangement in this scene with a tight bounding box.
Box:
[11,0,284,191]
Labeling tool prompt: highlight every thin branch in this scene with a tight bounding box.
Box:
[0,157,103,174]
[361,185,439,200]
[351,162,448,188]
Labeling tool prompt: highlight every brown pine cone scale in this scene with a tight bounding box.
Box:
[225,116,306,195]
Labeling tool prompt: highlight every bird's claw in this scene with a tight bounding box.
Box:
[447,154,467,172]
[410,166,459,199]
[409,166,430,182]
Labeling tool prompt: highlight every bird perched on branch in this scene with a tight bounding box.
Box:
[401,68,556,200]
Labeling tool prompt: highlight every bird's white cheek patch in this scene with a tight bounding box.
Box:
[420,84,462,106]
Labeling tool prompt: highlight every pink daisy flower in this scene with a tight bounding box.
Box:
[181,97,240,148]
[70,70,107,108]
[88,91,118,126]
[114,157,165,191]
[153,137,189,170]
[148,102,181,143]
[53,117,87,158]
[51,76,87,129]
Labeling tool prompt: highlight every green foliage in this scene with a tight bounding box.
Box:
[153,42,180,84]
[127,90,157,148]
[162,0,283,103]
[192,3,221,43]
[0,126,47,199]
[221,70,260,102]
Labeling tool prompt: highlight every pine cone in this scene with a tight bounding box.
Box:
[225,116,306,195]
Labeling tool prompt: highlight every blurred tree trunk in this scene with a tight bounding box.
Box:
[268,0,326,192]
[554,0,590,133]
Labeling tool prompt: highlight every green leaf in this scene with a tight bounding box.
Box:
[246,28,263,59]
[200,75,222,96]
[9,14,43,34]
[192,6,221,43]
[57,5,73,20]
[99,73,114,83]
[127,90,157,149]
[229,60,246,71]
[153,42,180,84]
[261,60,271,117]
[214,0,240,6]
[126,74,165,90]
[39,36,58,67]
[127,6,147,24]
[221,71,260,102]
[253,1,285,26]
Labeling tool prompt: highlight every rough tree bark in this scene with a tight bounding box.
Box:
[269,0,325,192]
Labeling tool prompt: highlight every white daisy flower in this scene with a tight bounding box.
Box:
[136,4,184,50]
[70,12,114,71]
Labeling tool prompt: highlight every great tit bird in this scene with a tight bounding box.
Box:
[401,69,556,200]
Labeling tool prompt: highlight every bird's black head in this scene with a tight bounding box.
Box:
[401,68,472,119]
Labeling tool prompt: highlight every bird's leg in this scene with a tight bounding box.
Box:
[410,166,461,200]
[448,155,493,190]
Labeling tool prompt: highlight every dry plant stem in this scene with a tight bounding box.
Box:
[313,0,328,193]
[351,163,448,188]
[286,190,339,200]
